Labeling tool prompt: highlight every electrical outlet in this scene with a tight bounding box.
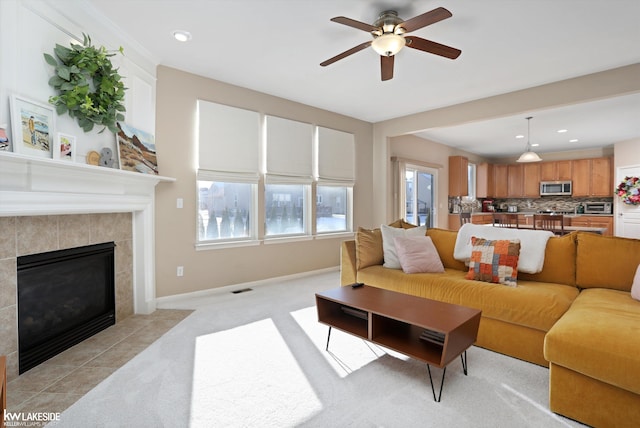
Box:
[176,198,183,209]
[177,266,184,277]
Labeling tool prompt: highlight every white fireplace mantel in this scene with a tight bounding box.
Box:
[0,152,176,314]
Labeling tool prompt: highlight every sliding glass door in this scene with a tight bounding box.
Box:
[403,165,437,227]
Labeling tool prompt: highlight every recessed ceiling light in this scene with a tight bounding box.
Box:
[557,129,568,133]
[173,30,192,42]
[570,139,579,143]
[531,143,540,147]
[515,135,524,139]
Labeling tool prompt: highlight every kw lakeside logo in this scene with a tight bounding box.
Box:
[3,410,61,427]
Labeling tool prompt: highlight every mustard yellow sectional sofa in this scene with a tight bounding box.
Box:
[340,223,640,427]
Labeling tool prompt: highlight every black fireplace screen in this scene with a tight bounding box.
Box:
[17,242,116,374]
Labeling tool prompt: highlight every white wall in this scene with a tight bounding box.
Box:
[0,0,156,161]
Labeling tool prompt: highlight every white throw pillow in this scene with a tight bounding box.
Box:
[394,235,445,274]
[631,264,640,301]
[380,224,427,269]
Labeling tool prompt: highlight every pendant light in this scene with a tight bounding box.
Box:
[516,116,542,163]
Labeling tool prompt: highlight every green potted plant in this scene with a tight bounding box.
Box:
[44,34,126,133]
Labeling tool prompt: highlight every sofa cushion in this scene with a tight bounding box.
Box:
[544,288,640,395]
[576,232,640,291]
[426,228,468,271]
[380,224,426,269]
[355,220,418,270]
[356,265,578,332]
[394,236,444,274]
[633,264,640,301]
[465,237,520,287]
[518,232,577,287]
[355,227,383,270]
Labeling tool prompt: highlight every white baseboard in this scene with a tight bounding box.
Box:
[155,266,339,308]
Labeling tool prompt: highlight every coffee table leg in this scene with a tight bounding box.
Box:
[427,351,469,402]
[461,350,468,375]
[325,326,332,351]
[427,365,447,402]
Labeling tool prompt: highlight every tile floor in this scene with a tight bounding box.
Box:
[6,309,193,415]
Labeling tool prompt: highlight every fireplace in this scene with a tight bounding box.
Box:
[17,242,116,374]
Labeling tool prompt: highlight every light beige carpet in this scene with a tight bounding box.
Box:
[48,271,584,427]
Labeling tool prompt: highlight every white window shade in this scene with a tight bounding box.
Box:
[266,115,313,178]
[317,127,355,183]
[198,100,260,175]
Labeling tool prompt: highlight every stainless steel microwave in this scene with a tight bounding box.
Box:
[540,181,572,196]
[585,202,612,214]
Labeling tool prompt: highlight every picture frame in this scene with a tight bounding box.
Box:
[115,122,158,175]
[9,94,55,158]
[0,125,9,152]
[55,133,76,162]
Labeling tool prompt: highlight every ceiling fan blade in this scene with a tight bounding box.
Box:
[330,16,378,32]
[320,41,372,67]
[399,7,452,33]
[405,36,461,59]
[381,55,394,81]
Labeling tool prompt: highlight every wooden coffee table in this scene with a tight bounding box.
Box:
[316,285,481,402]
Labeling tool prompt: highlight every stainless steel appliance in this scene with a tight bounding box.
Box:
[540,181,572,196]
[584,202,612,214]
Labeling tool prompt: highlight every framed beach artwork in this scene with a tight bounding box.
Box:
[115,122,158,175]
[55,132,76,162]
[0,125,9,151]
[9,95,55,158]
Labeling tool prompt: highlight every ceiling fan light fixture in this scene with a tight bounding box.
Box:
[516,116,542,163]
[372,33,406,56]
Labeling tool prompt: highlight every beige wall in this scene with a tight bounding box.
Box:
[154,66,373,297]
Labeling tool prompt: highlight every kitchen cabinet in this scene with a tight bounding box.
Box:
[569,215,613,236]
[540,160,572,181]
[448,214,462,231]
[523,163,541,197]
[571,157,612,197]
[507,164,523,198]
[590,157,613,196]
[476,163,494,198]
[471,213,494,225]
[493,165,508,198]
[448,156,468,197]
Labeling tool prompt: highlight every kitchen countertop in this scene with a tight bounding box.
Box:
[483,223,607,234]
[469,212,613,217]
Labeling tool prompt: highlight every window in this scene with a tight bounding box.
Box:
[198,180,254,241]
[316,127,355,234]
[404,167,437,227]
[197,101,260,244]
[196,101,355,246]
[465,163,477,201]
[265,116,313,238]
[395,159,438,228]
[265,184,307,236]
[316,185,349,233]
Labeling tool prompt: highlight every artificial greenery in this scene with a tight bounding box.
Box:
[44,34,126,133]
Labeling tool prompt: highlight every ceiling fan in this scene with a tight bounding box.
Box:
[320,7,461,81]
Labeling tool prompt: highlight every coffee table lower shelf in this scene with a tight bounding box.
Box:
[316,285,481,402]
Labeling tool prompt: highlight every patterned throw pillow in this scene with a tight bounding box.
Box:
[465,236,521,287]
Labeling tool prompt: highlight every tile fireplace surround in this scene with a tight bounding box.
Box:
[0,152,174,380]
